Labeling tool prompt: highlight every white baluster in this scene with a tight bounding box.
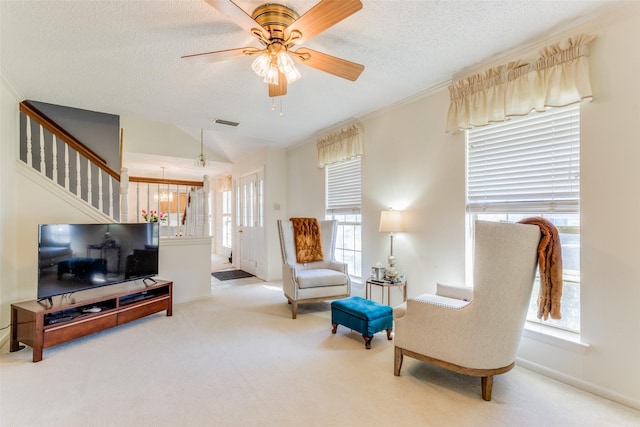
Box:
[76,152,81,197]
[176,185,182,237]
[147,184,152,224]
[98,168,103,212]
[52,135,58,185]
[64,144,70,190]
[87,159,92,205]
[109,176,114,218]
[26,116,33,167]
[194,189,203,237]
[136,182,140,222]
[203,175,210,237]
[120,168,129,223]
[156,183,161,222]
[39,126,46,176]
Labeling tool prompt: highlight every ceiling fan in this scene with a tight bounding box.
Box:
[182,0,365,97]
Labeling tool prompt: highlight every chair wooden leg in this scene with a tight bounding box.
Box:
[481,376,493,401]
[291,301,298,319]
[394,346,403,376]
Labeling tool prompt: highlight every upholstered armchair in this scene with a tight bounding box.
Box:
[393,220,542,400]
[277,219,351,319]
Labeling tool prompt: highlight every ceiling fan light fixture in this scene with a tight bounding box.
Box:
[251,43,301,86]
[251,52,271,77]
[186,1,364,100]
[277,50,301,83]
[263,60,280,85]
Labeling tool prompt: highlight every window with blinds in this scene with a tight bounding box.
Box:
[326,157,362,281]
[326,157,361,214]
[466,104,581,333]
[466,104,580,214]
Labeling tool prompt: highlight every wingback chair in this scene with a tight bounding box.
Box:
[393,220,542,400]
[277,219,351,319]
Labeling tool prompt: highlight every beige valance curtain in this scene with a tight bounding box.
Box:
[317,124,363,168]
[218,174,232,192]
[446,34,595,133]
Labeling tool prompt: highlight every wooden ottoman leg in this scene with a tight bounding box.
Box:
[363,336,372,349]
[332,323,338,334]
[386,328,393,340]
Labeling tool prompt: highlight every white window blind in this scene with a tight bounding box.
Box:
[466,104,580,213]
[326,157,361,214]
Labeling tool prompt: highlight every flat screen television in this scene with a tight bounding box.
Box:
[37,223,159,301]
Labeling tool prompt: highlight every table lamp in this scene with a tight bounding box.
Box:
[379,208,403,281]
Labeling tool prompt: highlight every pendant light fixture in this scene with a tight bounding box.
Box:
[195,129,207,168]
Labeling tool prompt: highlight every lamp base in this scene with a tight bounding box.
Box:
[385,255,399,281]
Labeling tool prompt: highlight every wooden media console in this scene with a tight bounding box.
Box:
[10,279,172,362]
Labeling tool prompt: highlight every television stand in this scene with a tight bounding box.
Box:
[10,279,172,362]
[37,296,54,306]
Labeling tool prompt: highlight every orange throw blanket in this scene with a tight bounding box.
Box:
[290,218,324,263]
[519,217,563,320]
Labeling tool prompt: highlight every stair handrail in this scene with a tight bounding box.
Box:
[129,176,204,187]
[19,100,120,181]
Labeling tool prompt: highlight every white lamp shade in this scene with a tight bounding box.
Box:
[379,210,403,233]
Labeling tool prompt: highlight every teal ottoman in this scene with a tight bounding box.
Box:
[331,296,393,349]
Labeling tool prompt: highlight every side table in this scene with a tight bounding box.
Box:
[365,279,407,306]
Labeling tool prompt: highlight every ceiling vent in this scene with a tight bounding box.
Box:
[214,118,240,127]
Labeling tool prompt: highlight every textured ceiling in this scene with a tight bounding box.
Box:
[0,0,619,179]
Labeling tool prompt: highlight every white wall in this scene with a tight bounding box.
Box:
[159,237,212,303]
[285,90,466,300]
[285,140,325,216]
[264,148,287,281]
[0,74,21,338]
[232,146,287,281]
[283,4,640,409]
[120,116,227,163]
[14,166,113,301]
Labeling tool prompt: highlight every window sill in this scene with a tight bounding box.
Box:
[523,321,590,354]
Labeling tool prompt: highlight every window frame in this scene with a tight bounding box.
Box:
[465,105,581,333]
[326,157,362,282]
[221,190,232,248]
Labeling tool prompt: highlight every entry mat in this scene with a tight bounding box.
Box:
[212,270,255,281]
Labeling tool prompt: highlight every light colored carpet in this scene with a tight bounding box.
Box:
[2,281,639,427]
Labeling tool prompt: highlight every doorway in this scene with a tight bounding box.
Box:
[236,169,264,277]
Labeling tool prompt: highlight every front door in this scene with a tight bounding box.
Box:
[236,170,264,276]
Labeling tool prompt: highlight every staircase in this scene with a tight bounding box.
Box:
[19,101,121,221]
[19,101,212,237]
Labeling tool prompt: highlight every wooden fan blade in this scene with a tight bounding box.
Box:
[205,0,267,41]
[182,47,260,64]
[285,0,362,45]
[269,72,287,97]
[292,48,364,81]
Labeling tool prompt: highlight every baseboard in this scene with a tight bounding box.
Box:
[516,357,640,411]
[0,329,9,350]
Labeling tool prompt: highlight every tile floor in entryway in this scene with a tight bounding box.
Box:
[210,253,261,288]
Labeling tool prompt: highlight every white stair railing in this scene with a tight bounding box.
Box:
[126,176,210,238]
[20,104,121,221]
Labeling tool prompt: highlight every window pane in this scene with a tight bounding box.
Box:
[467,106,580,333]
[474,213,580,332]
[326,159,362,281]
